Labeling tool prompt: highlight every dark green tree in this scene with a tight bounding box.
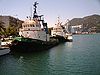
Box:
[5,25,18,36]
[0,21,6,35]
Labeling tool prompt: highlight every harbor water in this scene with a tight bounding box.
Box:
[0,34,100,75]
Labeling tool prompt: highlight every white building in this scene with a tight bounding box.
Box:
[71,25,83,33]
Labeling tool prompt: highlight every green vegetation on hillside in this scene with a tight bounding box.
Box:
[0,21,19,37]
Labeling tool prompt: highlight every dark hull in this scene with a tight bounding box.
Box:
[9,39,59,53]
[51,35,72,42]
[66,39,73,42]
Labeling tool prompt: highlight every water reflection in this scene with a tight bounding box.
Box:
[18,56,24,64]
[67,42,73,48]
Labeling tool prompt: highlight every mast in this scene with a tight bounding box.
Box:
[33,1,39,18]
[57,17,62,26]
[32,2,48,34]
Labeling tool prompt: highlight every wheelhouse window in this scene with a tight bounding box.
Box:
[30,24,32,27]
[33,24,35,27]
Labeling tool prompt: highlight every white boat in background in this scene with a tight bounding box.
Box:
[51,17,73,42]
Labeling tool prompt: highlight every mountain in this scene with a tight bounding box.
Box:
[69,14,100,32]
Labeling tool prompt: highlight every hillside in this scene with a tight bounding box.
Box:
[69,14,100,32]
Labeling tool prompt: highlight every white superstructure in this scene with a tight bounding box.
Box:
[51,17,73,41]
[19,19,49,41]
[51,17,66,37]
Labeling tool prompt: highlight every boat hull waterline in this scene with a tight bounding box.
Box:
[9,37,59,52]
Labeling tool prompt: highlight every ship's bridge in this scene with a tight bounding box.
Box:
[22,19,41,29]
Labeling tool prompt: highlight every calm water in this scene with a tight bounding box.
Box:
[0,34,100,75]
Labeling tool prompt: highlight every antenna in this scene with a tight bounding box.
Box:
[57,16,62,26]
[33,1,39,18]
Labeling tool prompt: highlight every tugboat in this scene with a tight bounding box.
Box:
[51,17,73,42]
[9,2,59,52]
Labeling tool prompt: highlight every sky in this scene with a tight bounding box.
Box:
[0,0,100,27]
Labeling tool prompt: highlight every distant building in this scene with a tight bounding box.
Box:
[0,16,23,30]
[88,26,96,33]
[71,25,83,34]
